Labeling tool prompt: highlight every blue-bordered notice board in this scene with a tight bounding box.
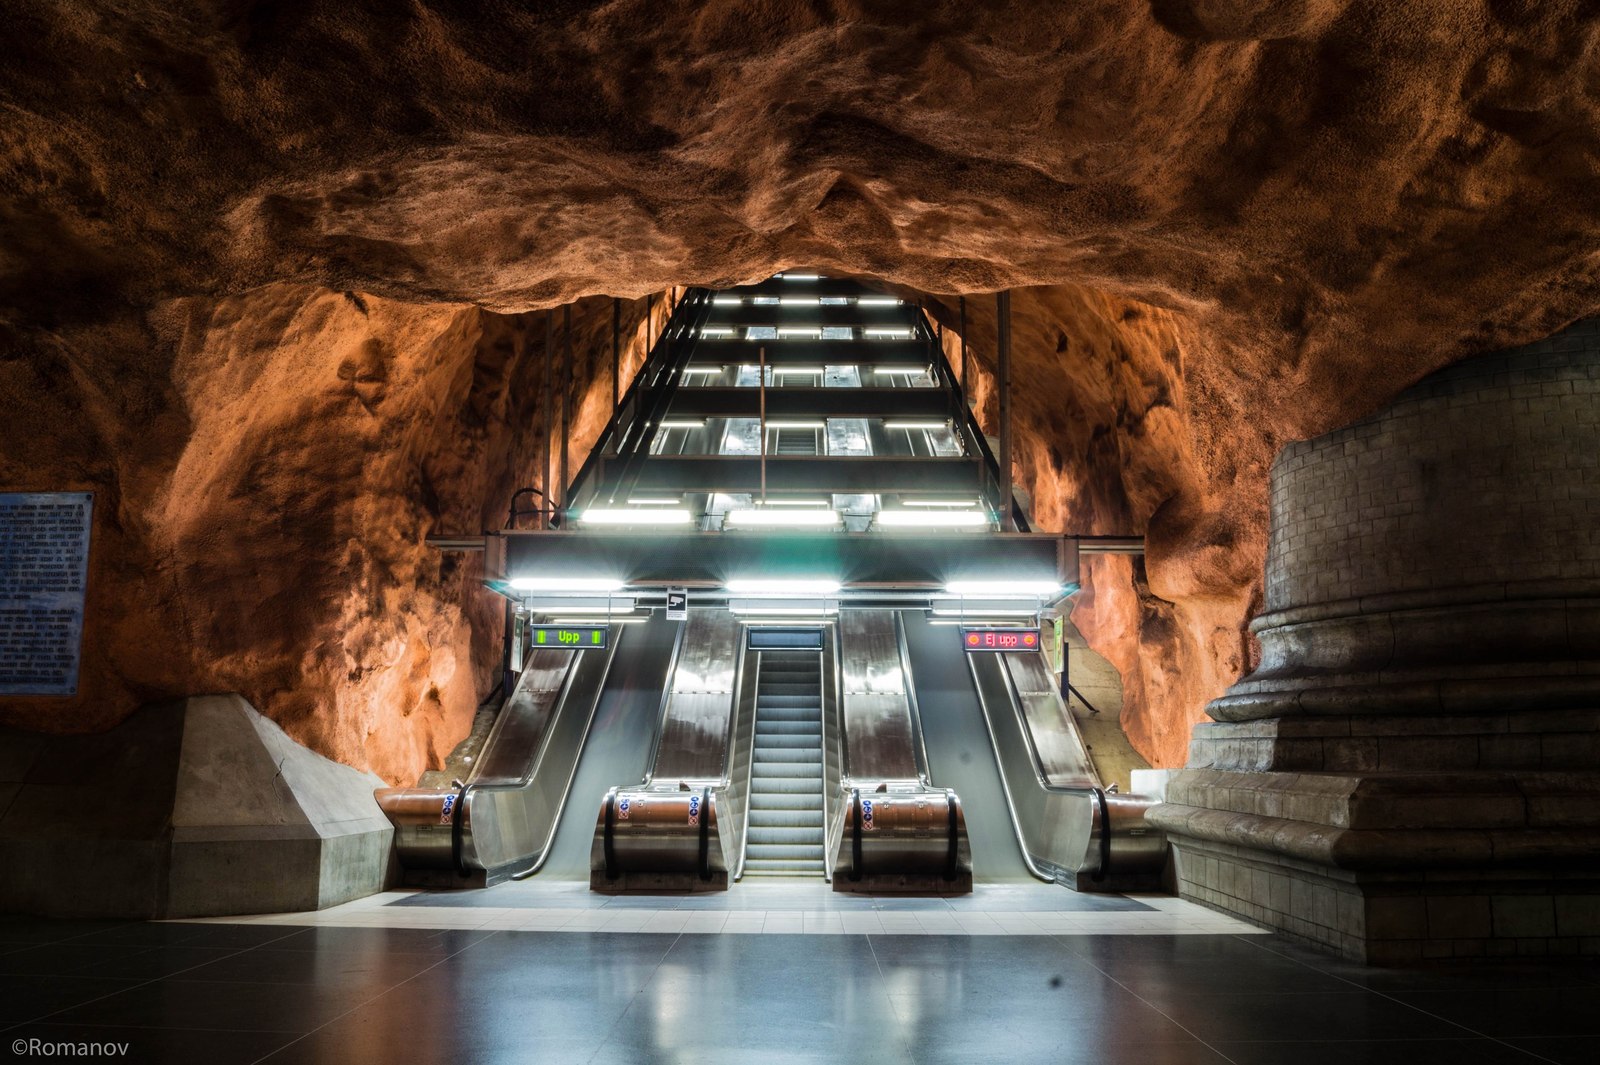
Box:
[0,492,94,696]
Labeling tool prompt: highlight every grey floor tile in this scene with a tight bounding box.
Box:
[1212,1038,1549,1065]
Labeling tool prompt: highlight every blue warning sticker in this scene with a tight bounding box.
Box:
[440,794,456,825]
[618,796,631,820]
[687,793,701,826]
[861,798,876,831]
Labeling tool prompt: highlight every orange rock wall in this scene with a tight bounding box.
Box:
[0,287,674,783]
[7,2,1600,776]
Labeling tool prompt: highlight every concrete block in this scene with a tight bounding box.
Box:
[1427,896,1492,939]
[1555,897,1600,936]
[1492,896,1557,938]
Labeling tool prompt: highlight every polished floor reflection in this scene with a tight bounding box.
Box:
[3,912,1597,1064]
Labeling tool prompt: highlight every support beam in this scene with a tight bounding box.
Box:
[625,456,983,495]
[997,290,1014,531]
[542,311,554,529]
[611,298,621,413]
[666,387,947,420]
[561,305,572,511]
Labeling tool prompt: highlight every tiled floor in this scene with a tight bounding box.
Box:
[2,884,1597,1064]
[178,878,1265,936]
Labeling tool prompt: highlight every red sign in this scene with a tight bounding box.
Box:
[961,627,1041,653]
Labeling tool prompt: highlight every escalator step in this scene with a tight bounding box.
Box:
[752,757,822,772]
[752,734,821,749]
[749,813,825,830]
[743,843,825,861]
[754,721,822,736]
[750,792,823,811]
[748,775,822,793]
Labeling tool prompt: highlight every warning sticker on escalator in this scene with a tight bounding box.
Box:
[440,794,455,824]
[861,798,876,831]
[687,793,701,826]
[618,796,631,820]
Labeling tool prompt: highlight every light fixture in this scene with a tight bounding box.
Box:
[777,327,822,337]
[739,617,838,626]
[724,508,840,528]
[698,327,736,337]
[764,420,826,429]
[883,420,949,431]
[903,499,979,507]
[729,602,839,616]
[509,577,625,592]
[712,296,743,305]
[549,616,648,625]
[779,297,819,306]
[872,365,930,375]
[771,367,825,376]
[681,366,724,375]
[857,297,901,306]
[756,498,831,507]
[875,510,990,528]
[725,578,841,595]
[628,497,682,506]
[930,606,1039,617]
[927,617,1028,627]
[578,508,693,525]
[779,272,820,281]
[657,419,706,429]
[865,328,914,338]
[943,579,1062,596]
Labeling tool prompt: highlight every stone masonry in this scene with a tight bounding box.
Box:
[1150,318,1600,963]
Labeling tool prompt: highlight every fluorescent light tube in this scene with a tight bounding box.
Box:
[579,508,693,525]
[876,511,990,528]
[724,508,840,528]
[509,577,625,592]
[548,615,648,625]
[883,420,949,430]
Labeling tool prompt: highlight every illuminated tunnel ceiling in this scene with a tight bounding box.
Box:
[3,1,1599,782]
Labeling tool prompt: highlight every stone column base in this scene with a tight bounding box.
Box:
[1151,762,1600,964]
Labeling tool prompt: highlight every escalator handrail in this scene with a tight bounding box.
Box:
[849,787,864,882]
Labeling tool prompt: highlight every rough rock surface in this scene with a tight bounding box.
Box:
[5,2,1600,778]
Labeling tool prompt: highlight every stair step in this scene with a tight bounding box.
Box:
[754,721,822,737]
[750,792,823,811]
[752,729,825,745]
[748,775,823,793]
[744,843,825,860]
[739,857,825,869]
[748,810,824,830]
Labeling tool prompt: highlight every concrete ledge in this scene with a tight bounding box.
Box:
[0,694,394,918]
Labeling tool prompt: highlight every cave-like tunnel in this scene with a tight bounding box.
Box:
[3,3,1600,1063]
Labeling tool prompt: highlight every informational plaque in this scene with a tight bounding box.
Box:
[0,492,94,696]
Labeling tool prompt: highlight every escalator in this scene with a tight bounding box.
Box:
[377,611,678,885]
[743,651,826,876]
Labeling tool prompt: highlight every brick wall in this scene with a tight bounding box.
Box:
[1266,319,1600,612]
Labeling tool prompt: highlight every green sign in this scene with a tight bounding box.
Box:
[529,625,609,650]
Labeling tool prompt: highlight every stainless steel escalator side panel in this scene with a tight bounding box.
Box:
[726,642,761,880]
[469,649,580,785]
[965,651,1088,883]
[591,609,744,890]
[1001,652,1099,789]
[461,635,621,877]
[375,637,618,880]
[830,609,972,892]
[994,650,1167,886]
[838,610,921,783]
[649,610,741,784]
[820,629,845,881]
